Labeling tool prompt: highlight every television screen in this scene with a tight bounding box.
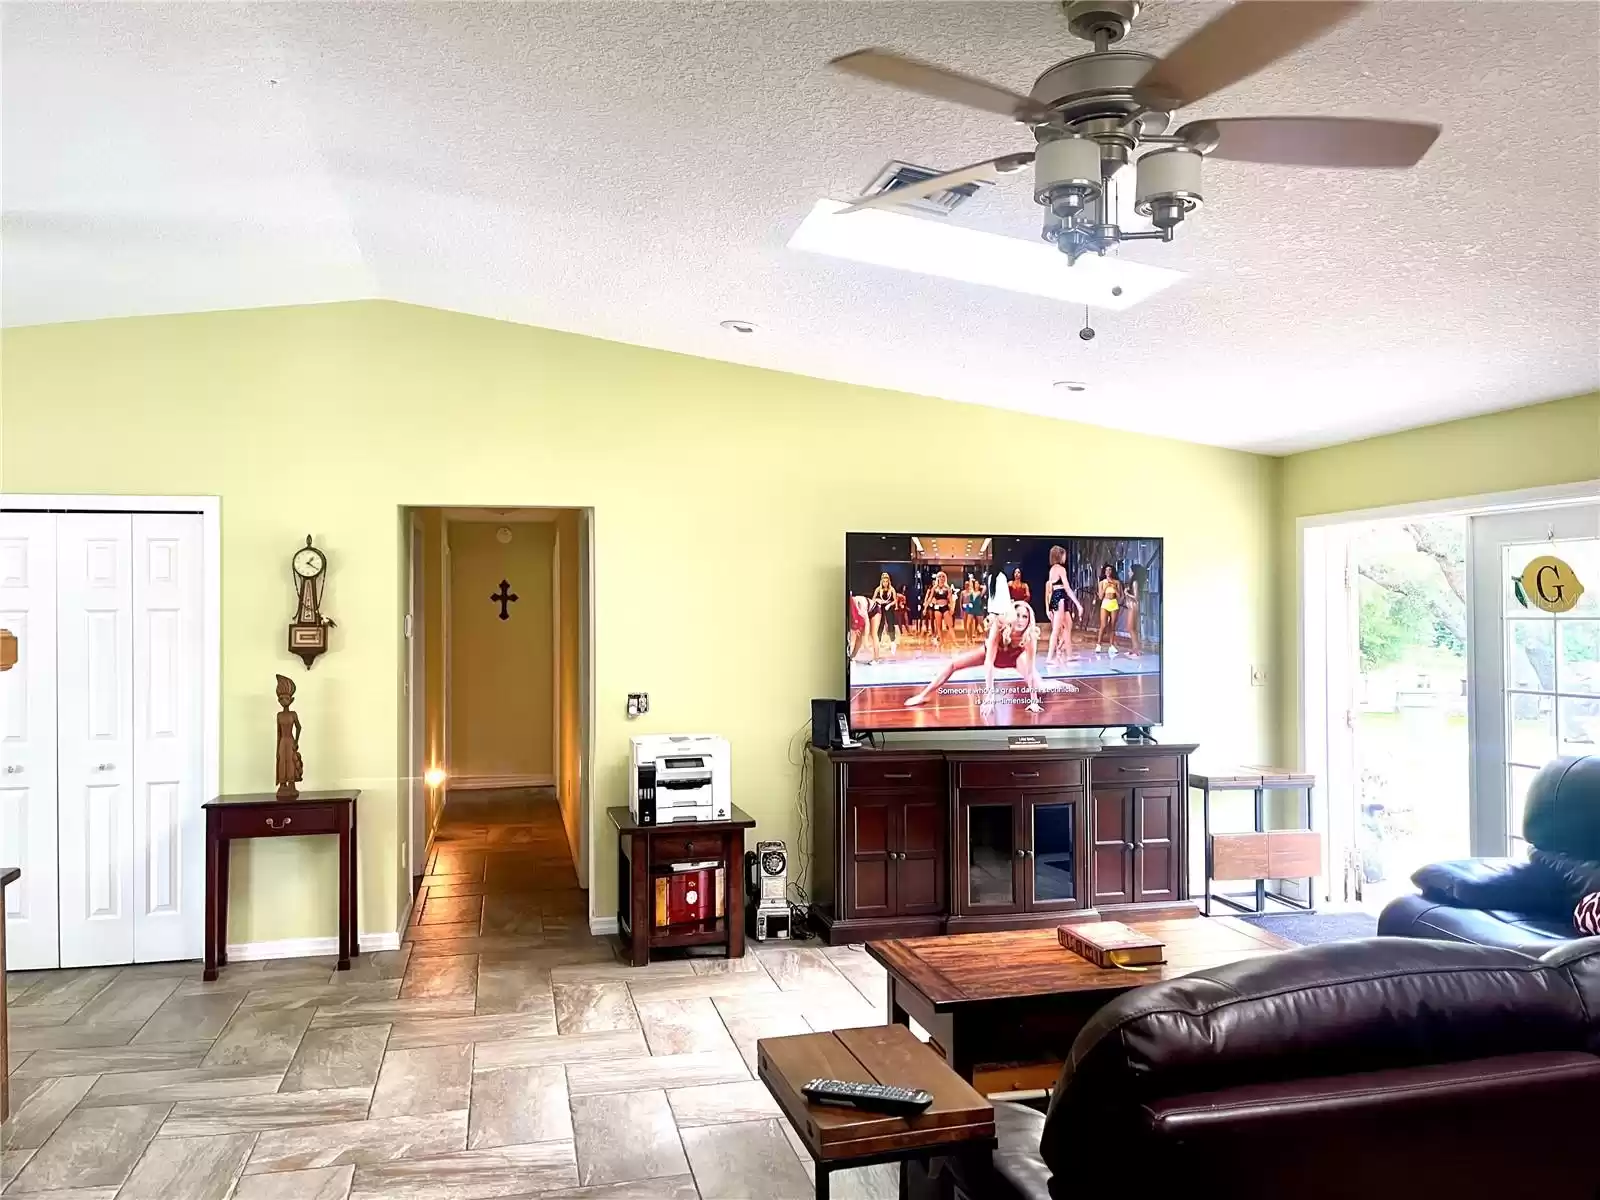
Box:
[845,533,1163,732]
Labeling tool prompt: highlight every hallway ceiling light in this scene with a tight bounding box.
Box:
[720,319,758,333]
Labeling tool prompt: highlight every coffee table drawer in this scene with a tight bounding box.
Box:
[957,759,1081,790]
[650,829,723,864]
[214,805,340,839]
[847,759,943,791]
[1091,754,1180,784]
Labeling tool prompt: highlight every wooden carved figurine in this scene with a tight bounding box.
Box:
[274,674,304,799]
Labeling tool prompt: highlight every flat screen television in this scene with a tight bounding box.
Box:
[846,532,1163,732]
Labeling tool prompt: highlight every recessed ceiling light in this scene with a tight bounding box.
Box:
[788,199,1182,310]
[1054,380,1089,393]
[720,319,757,334]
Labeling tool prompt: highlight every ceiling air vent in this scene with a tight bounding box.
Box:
[862,161,982,216]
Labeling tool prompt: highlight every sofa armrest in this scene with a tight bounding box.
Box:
[1411,857,1574,914]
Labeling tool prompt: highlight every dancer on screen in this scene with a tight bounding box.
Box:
[1045,544,1084,664]
[869,572,899,656]
[903,598,1072,714]
[923,570,955,649]
[1095,564,1123,653]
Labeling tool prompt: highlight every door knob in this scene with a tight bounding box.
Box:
[95,763,115,772]
[3,765,20,774]
[1014,848,1026,859]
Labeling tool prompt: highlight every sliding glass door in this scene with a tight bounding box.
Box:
[1469,505,1600,857]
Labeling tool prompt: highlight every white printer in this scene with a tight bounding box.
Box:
[629,735,732,825]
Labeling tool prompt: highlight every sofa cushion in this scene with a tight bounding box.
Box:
[1377,893,1575,953]
[1523,754,1600,857]
[989,1101,1051,1200]
[1530,848,1600,899]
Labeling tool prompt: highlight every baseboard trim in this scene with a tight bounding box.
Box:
[225,931,402,962]
[450,774,555,791]
[589,916,619,936]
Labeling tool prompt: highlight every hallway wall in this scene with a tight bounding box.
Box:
[448,520,556,785]
[554,510,584,876]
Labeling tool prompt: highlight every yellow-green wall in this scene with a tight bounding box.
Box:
[0,300,1279,940]
[1276,391,1600,762]
[447,520,555,784]
[421,509,446,835]
[554,510,584,875]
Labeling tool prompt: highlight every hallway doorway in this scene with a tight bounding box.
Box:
[404,506,593,928]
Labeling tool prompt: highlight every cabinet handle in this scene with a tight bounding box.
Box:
[1119,766,1152,773]
[95,762,115,772]
[884,772,913,780]
[3,765,20,774]
[1011,771,1040,779]
[684,842,695,853]
[1025,849,1035,858]
[266,817,292,830]
[1014,848,1026,859]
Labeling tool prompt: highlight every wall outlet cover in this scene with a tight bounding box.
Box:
[627,692,649,717]
[1250,665,1268,687]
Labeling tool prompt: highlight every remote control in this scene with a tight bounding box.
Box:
[801,1078,934,1116]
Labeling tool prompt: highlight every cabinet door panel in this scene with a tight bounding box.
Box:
[897,796,946,916]
[1134,784,1180,904]
[846,794,895,919]
[1025,791,1082,912]
[958,794,1023,914]
[1090,788,1133,907]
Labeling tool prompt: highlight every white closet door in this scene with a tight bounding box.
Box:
[0,514,61,970]
[57,514,135,968]
[131,514,204,962]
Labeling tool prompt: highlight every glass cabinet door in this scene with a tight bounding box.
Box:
[964,799,1020,910]
[1029,795,1079,909]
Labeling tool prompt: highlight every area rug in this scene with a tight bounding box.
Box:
[1237,910,1379,945]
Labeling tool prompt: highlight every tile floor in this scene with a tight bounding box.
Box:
[2,790,898,1199]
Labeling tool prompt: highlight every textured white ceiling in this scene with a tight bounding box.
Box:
[3,1,1597,452]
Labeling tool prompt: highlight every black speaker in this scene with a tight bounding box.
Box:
[811,698,848,748]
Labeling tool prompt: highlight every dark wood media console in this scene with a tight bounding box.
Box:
[809,741,1199,943]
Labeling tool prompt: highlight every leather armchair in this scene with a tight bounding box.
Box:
[966,938,1600,1200]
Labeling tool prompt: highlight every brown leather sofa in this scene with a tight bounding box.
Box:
[956,937,1600,1200]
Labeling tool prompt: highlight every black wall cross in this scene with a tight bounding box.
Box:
[490,579,519,621]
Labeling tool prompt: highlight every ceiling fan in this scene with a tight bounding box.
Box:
[829,0,1440,263]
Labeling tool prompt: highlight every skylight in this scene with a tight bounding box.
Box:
[787,198,1183,311]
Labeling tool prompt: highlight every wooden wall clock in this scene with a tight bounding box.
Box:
[288,535,336,668]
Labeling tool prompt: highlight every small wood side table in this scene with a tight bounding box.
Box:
[203,790,359,981]
[610,804,756,967]
[1,865,18,1121]
[759,1024,996,1200]
[1191,766,1319,916]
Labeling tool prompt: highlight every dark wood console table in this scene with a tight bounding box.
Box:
[611,804,756,967]
[203,790,359,981]
[1,865,17,1120]
[810,740,1198,944]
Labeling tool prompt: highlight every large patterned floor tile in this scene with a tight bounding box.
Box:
[369,1043,473,1118]
[474,961,557,1016]
[238,981,402,1013]
[467,1064,570,1149]
[308,995,476,1030]
[468,1029,647,1072]
[116,1131,254,1200]
[0,1075,99,1149]
[539,1179,699,1200]
[386,1008,556,1051]
[243,1110,469,1174]
[570,1090,687,1187]
[635,997,737,1056]
[11,1041,212,1078]
[157,1086,375,1137]
[398,954,478,1000]
[566,1050,749,1095]
[80,1063,284,1107]
[6,1102,169,1193]
[9,1021,147,1052]
[280,1023,390,1092]
[667,1079,783,1127]
[553,982,638,1035]
[230,1164,355,1199]
[203,1007,315,1069]
[679,1117,814,1200]
[132,988,246,1045]
[63,975,179,1027]
[347,1140,578,1198]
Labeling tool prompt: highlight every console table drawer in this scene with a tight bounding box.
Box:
[650,829,724,864]
[1091,754,1180,784]
[956,759,1081,790]
[214,805,340,839]
[846,759,943,791]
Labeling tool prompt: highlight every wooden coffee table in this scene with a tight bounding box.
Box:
[868,917,1294,1093]
[758,1024,995,1200]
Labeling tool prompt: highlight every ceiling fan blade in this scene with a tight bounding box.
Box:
[841,153,1035,214]
[830,49,1053,123]
[1133,2,1365,110]
[1184,116,1440,167]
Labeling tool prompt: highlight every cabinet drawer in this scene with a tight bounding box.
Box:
[1091,754,1180,784]
[958,759,1081,791]
[650,829,723,864]
[846,759,943,791]
[215,804,341,840]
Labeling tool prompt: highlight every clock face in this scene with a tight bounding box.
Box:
[293,547,325,579]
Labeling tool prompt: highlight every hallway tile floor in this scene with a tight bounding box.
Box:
[2,790,898,1198]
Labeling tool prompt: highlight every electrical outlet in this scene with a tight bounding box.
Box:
[627,692,650,717]
[1250,665,1268,687]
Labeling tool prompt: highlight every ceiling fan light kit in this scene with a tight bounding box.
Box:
[831,0,1439,266]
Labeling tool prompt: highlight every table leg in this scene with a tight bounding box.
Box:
[337,810,353,972]
[350,799,361,958]
[727,828,746,959]
[898,1160,909,1200]
[203,816,218,981]
[815,1162,830,1200]
[1201,783,1212,917]
[628,833,651,968]
[888,979,911,1027]
[1253,785,1266,913]
[216,836,231,968]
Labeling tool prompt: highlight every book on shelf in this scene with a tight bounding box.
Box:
[1057,921,1166,969]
